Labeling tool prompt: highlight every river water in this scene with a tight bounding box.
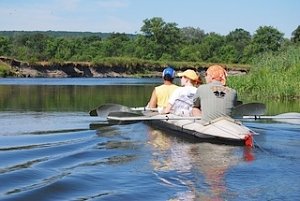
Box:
[0,78,299,201]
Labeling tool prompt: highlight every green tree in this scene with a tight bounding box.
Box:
[47,38,75,61]
[291,25,300,43]
[8,33,50,61]
[226,28,251,63]
[181,27,206,45]
[243,26,284,62]
[139,17,182,60]
[252,26,284,53]
[105,33,131,57]
[197,32,225,62]
[0,36,10,56]
[218,44,238,63]
[134,35,155,59]
[179,44,201,61]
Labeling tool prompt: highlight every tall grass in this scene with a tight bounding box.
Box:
[229,45,300,100]
[0,61,11,77]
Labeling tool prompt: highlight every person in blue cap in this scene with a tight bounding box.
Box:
[147,66,178,111]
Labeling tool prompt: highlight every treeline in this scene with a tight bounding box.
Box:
[0,30,114,39]
[0,17,300,65]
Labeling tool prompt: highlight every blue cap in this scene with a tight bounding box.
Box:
[162,67,175,78]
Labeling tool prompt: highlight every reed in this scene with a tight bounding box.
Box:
[229,45,300,100]
[0,61,10,77]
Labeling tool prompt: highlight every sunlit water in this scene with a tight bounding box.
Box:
[0,78,299,201]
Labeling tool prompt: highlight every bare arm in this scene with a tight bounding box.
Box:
[192,107,202,116]
[192,95,201,116]
[147,89,157,108]
[163,103,172,114]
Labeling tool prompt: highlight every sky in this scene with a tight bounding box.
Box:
[0,0,299,38]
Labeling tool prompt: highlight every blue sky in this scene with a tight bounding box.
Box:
[0,0,299,38]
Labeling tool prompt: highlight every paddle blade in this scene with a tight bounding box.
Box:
[108,111,143,117]
[273,112,300,124]
[107,111,143,124]
[232,103,266,116]
[89,109,98,116]
[89,104,132,117]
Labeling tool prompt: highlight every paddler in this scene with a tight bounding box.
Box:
[147,66,178,112]
[163,69,201,116]
[192,64,239,122]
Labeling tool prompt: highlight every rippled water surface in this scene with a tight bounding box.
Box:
[0,78,299,201]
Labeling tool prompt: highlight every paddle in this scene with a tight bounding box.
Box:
[89,103,157,117]
[232,104,299,124]
[105,102,266,123]
[90,102,266,125]
[242,112,300,124]
[243,113,300,119]
[90,102,265,117]
[89,103,133,117]
[107,111,202,122]
[232,102,266,116]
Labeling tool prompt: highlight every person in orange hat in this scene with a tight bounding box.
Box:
[163,69,201,116]
[192,65,238,122]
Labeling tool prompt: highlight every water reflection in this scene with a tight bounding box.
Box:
[266,100,300,115]
[147,127,252,200]
[1,78,299,114]
[0,85,154,112]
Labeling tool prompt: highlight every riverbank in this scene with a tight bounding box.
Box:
[0,56,248,78]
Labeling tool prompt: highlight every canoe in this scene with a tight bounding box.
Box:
[106,111,256,147]
[141,112,255,147]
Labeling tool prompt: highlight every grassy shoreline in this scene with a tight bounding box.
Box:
[1,45,299,100]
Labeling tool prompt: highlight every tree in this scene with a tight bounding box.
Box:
[105,33,131,57]
[181,27,206,45]
[0,36,10,56]
[139,17,182,60]
[226,28,251,63]
[252,26,284,53]
[197,32,225,62]
[179,44,201,61]
[47,38,74,61]
[243,26,284,62]
[134,35,156,59]
[291,25,300,43]
[218,44,238,63]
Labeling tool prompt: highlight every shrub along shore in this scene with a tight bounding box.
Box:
[1,45,299,100]
[228,45,300,100]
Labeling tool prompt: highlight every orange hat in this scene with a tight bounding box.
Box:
[177,69,198,81]
[206,65,228,85]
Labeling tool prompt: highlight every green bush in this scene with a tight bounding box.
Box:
[0,62,10,77]
[229,45,300,100]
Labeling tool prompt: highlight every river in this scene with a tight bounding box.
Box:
[0,78,299,201]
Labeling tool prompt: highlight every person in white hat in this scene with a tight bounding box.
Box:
[163,69,200,116]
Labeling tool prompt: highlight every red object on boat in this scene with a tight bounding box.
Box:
[244,134,254,147]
